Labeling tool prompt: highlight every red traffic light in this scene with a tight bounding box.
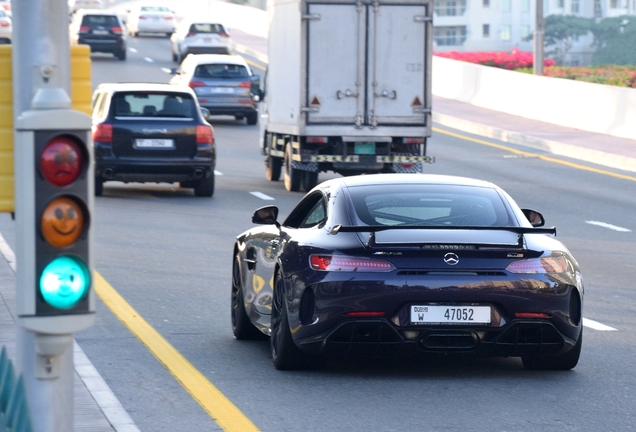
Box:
[40,136,84,186]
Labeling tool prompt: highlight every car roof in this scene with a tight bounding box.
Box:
[323,174,500,190]
[95,82,196,95]
[76,9,117,17]
[183,54,247,67]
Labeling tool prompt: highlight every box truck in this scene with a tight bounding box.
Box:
[259,0,434,191]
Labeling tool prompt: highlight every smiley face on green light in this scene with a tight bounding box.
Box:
[40,256,90,310]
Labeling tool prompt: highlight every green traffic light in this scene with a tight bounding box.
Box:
[39,256,90,310]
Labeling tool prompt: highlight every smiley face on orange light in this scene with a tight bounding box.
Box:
[41,197,84,248]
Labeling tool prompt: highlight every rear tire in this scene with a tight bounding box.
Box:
[283,144,301,192]
[95,178,104,197]
[265,154,282,182]
[231,255,267,340]
[522,331,582,371]
[172,51,178,62]
[302,171,318,192]
[246,112,258,125]
[193,174,214,197]
[271,271,321,370]
[116,49,126,60]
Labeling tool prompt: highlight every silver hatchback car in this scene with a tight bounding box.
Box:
[170,54,261,125]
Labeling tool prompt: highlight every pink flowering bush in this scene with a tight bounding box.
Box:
[538,66,636,88]
[434,49,556,70]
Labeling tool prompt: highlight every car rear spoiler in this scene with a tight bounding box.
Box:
[329,225,556,235]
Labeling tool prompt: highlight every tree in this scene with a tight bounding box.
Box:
[590,16,636,66]
[542,15,593,65]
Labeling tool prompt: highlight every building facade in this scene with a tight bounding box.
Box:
[433,0,636,65]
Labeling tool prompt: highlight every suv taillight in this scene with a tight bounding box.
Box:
[238,82,251,88]
[185,31,196,38]
[79,26,90,33]
[93,124,113,142]
[196,125,213,144]
[218,32,229,37]
[111,27,124,34]
[189,81,205,88]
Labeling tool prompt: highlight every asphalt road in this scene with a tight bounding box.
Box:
[2,33,636,432]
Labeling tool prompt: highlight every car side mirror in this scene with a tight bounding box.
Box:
[251,94,260,103]
[200,107,210,120]
[521,209,545,227]
[252,206,279,225]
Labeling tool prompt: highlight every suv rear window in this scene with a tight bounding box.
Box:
[112,92,196,118]
[82,15,120,27]
[194,64,248,78]
[188,23,225,34]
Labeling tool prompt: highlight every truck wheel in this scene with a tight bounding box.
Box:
[265,155,282,181]
[302,171,318,191]
[284,144,301,192]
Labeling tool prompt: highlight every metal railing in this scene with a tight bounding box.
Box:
[0,347,32,432]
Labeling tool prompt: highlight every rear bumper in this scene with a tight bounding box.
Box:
[79,39,125,54]
[183,46,230,56]
[199,103,257,116]
[96,156,214,183]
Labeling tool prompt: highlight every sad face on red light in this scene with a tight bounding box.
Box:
[40,137,83,186]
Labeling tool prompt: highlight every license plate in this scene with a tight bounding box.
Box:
[93,30,109,35]
[203,37,212,42]
[354,142,375,155]
[210,87,234,93]
[134,139,174,149]
[410,306,491,324]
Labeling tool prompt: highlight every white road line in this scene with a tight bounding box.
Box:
[585,220,631,232]
[583,318,617,331]
[250,191,275,200]
[0,233,15,272]
[214,170,223,176]
[129,47,138,53]
[144,57,154,63]
[161,67,173,74]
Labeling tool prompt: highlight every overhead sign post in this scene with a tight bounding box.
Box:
[12,0,95,430]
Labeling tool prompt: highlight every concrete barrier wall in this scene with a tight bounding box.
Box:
[432,56,636,141]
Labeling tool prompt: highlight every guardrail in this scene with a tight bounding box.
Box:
[0,347,32,432]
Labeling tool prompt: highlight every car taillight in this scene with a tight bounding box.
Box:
[218,32,230,37]
[189,81,205,88]
[403,137,424,144]
[111,27,123,34]
[505,255,570,274]
[92,124,113,142]
[196,125,213,144]
[238,82,251,88]
[138,15,147,19]
[185,31,196,37]
[164,16,174,20]
[306,137,328,143]
[309,255,395,272]
[79,26,90,33]
[0,21,9,28]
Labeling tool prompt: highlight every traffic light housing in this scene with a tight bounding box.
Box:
[15,106,95,334]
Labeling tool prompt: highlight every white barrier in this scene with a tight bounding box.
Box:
[432,56,636,141]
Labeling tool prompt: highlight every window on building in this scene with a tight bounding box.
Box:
[434,0,467,16]
[557,0,564,7]
[521,0,530,12]
[483,24,490,37]
[483,0,490,6]
[502,0,511,12]
[521,25,531,39]
[434,26,468,46]
[500,25,512,41]
[595,0,603,16]
[571,0,580,13]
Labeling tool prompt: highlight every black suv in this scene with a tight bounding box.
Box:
[70,10,127,60]
[91,83,216,196]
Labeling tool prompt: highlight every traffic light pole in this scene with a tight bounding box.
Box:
[13,0,94,430]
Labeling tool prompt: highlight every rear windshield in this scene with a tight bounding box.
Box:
[82,15,120,27]
[188,23,225,34]
[112,92,196,118]
[140,6,170,12]
[347,184,511,227]
[194,64,249,79]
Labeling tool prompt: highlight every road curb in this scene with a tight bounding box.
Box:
[433,112,636,173]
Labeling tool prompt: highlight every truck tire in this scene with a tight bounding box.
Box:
[284,144,301,192]
[302,171,318,191]
[265,154,282,181]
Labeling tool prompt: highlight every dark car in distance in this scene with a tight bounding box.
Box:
[91,83,216,196]
[231,174,584,371]
[70,10,127,60]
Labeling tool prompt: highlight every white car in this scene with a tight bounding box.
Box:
[68,0,103,13]
[0,0,10,17]
[126,5,176,37]
[0,10,11,44]
[170,20,231,63]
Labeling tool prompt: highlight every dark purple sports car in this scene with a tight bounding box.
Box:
[231,174,584,370]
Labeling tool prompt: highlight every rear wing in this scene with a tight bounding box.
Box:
[329,225,556,235]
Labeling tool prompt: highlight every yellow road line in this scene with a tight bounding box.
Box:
[244,58,266,71]
[94,271,260,432]
[433,127,636,182]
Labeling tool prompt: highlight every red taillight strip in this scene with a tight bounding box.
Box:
[345,311,385,317]
[309,255,395,272]
[506,255,569,274]
[92,123,112,142]
[196,125,214,144]
[515,312,550,318]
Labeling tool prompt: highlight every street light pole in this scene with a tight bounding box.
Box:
[534,0,545,75]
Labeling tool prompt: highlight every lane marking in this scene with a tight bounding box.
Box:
[129,48,138,53]
[583,318,617,331]
[214,170,223,176]
[585,220,631,232]
[161,67,173,74]
[250,191,275,200]
[94,272,260,432]
[144,57,154,63]
[433,127,636,183]
[244,58,265,72]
